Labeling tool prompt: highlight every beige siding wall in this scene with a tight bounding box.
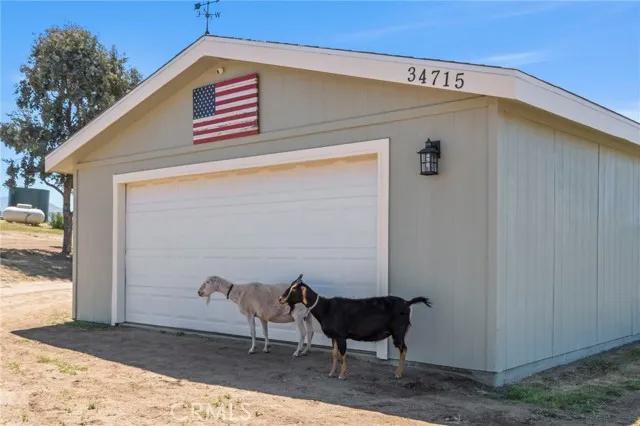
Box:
[553,133,599,354]
[75,166,114,322]
[74,63,492,371]
[502,116,556,369]
[598,146,640,342]
[82,61,471,163]
[499,112,640,371]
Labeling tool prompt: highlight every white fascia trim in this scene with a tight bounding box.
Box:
[512,73,639,144]
[111,138,390,359]
[47,36,639,172]
[201,37,638,144]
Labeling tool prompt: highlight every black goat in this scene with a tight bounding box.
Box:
[279,274,431,379]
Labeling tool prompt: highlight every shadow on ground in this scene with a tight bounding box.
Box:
[0,248,71,281]
[13,323,505,424]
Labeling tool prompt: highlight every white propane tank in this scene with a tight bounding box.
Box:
[2,204,46,225]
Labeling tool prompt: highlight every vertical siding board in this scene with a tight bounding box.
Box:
[486,100,503,372]
[72,169,79,320]
[552,132,599,354]
[503,116,555,369]
[637,157,640,336]
[597,147,637,342]
[450,109,488,369]
[631,159,640,334]
[401,113,455,366]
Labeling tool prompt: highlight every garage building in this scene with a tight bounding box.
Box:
[46,36,640,385]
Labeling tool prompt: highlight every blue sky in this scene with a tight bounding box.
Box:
[1,1,639,207]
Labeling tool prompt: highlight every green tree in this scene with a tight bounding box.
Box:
[1,25,141,255]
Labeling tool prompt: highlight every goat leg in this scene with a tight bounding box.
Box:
[328,340,338,377]
[336,338,348,380]
[395,349,407,379]
[301,315,313,355]
[260,318,270,353]
[293,316,305,357]
[338,353,348,380]
[247,315,257,354]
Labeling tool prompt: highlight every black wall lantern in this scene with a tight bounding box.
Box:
[418,139,441,175]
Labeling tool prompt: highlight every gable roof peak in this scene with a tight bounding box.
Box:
[45,35,640,173]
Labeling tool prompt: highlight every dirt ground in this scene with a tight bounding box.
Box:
[0,229,71,283]
[1,230,639,425]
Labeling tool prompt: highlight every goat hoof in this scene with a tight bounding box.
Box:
[248,349,256,355]
[328,372,336,378]
[338,375,346,380]
[263,348,270,353]
[394,373,403,379]
[292,351,301,357]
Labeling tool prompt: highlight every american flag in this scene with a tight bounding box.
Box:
[192,73,259,144]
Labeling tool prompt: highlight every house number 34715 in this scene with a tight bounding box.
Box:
[407,67,465,89]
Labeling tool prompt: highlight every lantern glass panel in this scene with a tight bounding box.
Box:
[418,139,440,175]
[427,154,434,173]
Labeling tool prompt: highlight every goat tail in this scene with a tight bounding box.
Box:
[408,297,432,308]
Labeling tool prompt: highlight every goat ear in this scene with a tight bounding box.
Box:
[297,273,303,281]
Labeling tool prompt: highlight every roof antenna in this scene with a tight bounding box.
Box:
[194,0,221,35]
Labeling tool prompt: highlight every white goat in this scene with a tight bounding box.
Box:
[197,276,314,356]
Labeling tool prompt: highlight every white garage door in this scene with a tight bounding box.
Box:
[124,155,379,350]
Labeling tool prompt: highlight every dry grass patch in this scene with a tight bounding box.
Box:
[47,312,111,331]
[37,355,87,375]
[47,311,71,326]
[500,344,640,415]
[0,227,70,282]
[0,220,62,235]
[503,383,625,413]
[7,361,22,375]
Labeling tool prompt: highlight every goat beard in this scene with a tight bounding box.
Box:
[206,294,211,305]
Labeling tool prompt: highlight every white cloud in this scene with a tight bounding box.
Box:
[473,50,550,67]
[331,3,564,43]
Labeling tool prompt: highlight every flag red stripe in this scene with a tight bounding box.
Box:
[194,129,259,145]
[193,119,258,136]
[214,102,258,116]
[214,73,258,88]
[215,83,257,98]
[193,115,257,135]
[193,111,257,129]
[216,93,257,107]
